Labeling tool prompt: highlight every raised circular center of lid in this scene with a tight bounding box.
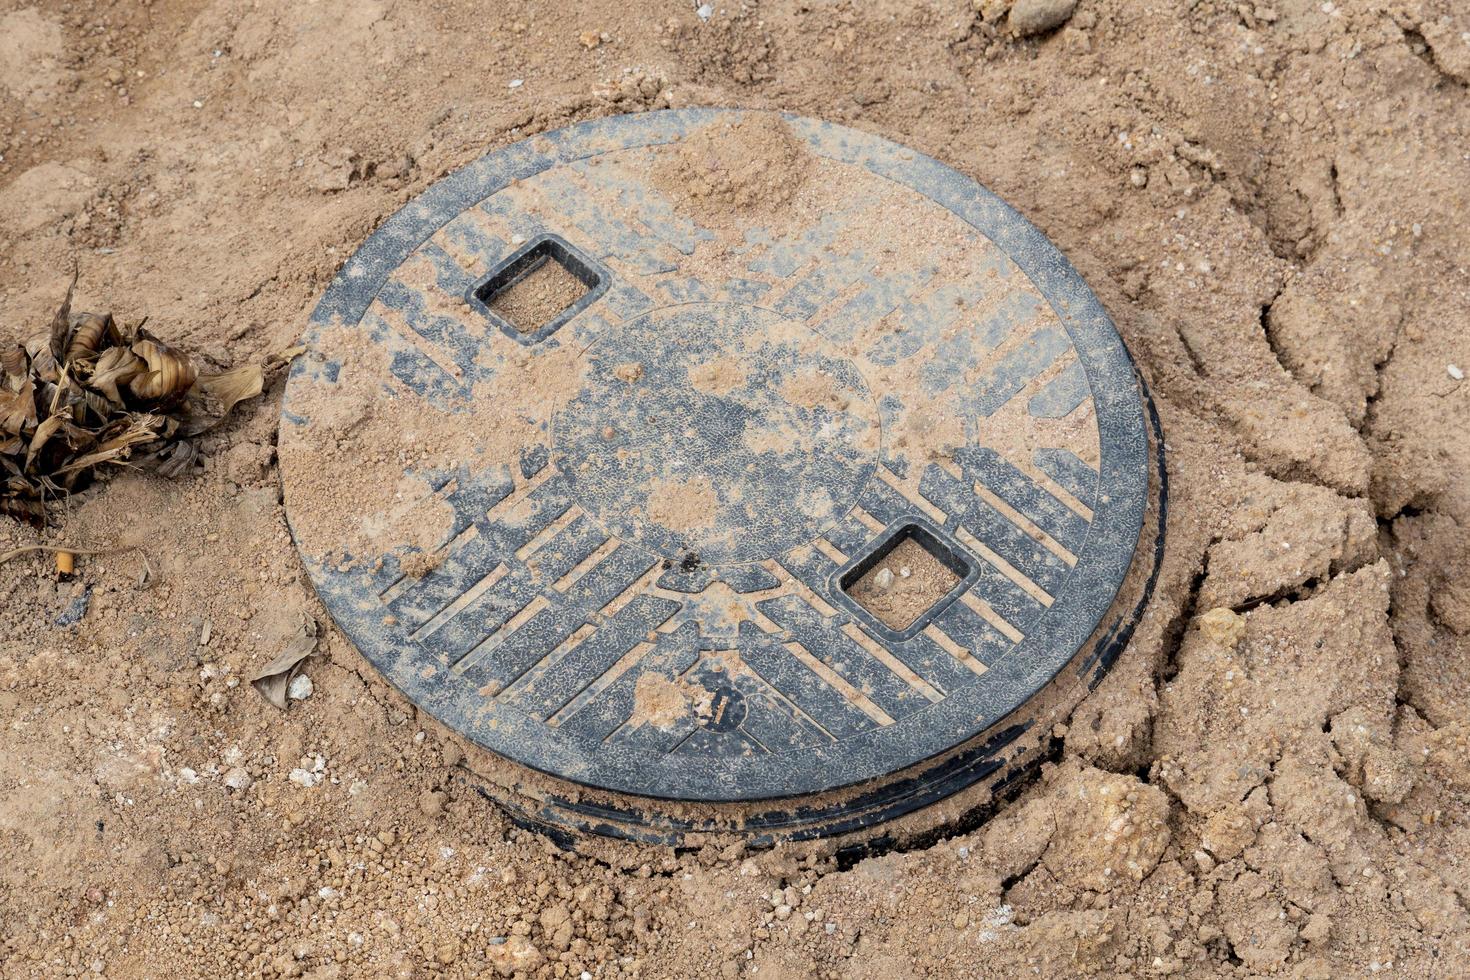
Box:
[552,303,880,565]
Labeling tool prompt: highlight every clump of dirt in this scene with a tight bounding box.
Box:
[655,112,808,218]
[846,536,961,631]
[644,474,719,533]
[629,673,711,731]
[488,257,587,334]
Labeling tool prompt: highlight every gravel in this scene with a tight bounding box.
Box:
[1009,0,1079,36]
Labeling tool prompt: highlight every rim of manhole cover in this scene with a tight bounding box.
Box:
[280,109,1165,846]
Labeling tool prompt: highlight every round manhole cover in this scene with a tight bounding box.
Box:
[281,109,1163,847]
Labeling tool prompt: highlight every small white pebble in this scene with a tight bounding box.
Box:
[192,100,203,109]
[899,565,912,578]
[1449,364,1464,381]
[873,567,894,591]
[508,79,524,89]
[289,768,321,788]
[287,674,314,701]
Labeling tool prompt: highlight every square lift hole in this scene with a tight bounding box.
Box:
[468,235,606,344]
[839,521,972,636]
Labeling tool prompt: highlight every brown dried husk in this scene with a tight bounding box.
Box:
[91,347,144,404]
[65,313,119,365]
[0,279,276,526]
[1,346,27,387]
[129,332,198,403]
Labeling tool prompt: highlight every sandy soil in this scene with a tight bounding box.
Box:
[3,0,1470,977]
[846,537,963,632]
[489,259,588,335]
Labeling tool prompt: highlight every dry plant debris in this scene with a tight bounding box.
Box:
[0,275,269,526]
[248,617,320,710]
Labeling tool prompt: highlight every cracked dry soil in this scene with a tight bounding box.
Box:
[3,1,1470,977]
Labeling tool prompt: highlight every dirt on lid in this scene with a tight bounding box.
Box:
[654,112,809,220]
[488,257,587,333]
[846,536,962,631]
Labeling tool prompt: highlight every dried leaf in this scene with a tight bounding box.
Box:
[1,346,26,390]
[52,416,165,476]
[44,365,72,418]
[129,333,198,403]
[269,345,309,366]
[59,419,100,453]
[3,277,269,526]
[90,347,143,406]
[34,380,59,415]
[141,439,198,478]
[48,271,78,363]
[26,341,59,385]
[177,363,267,436]
[249,618,319,710]
[74,388,117,425]
[198,363,265,415]
[64,312,118,365]
[0,379,37,435]
[25,415,66,470]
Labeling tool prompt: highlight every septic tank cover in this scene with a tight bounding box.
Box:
[280,109,1151,804]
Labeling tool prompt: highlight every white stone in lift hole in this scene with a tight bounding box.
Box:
[873,568,894,591]
[899,565,912,578]
[287,674,314,701]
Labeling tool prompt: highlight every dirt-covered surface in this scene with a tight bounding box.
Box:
[3,1,1470,977]
[847,537,963,632]
[490,259,588,335]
